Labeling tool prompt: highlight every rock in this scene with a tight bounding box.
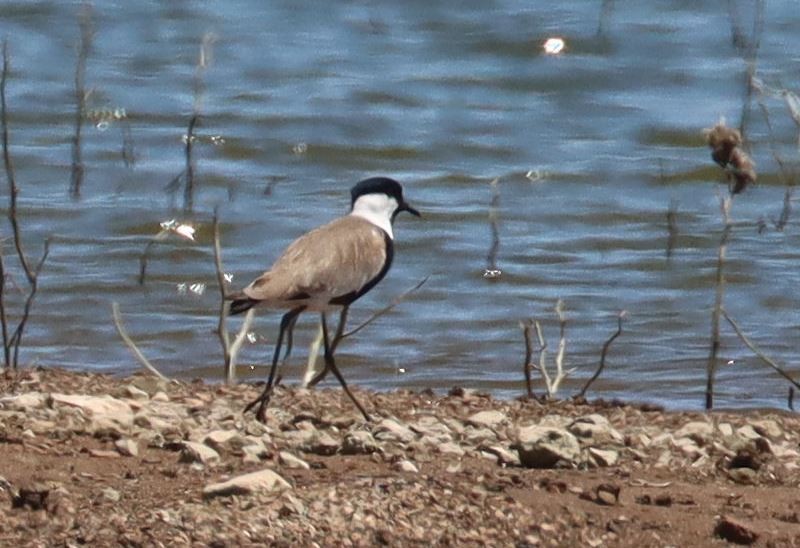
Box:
[394,459,419,473]
[203,430,246,453]
[437,441,465,457]
[89,449,121,459]
[0,392,46,410]
[51,394,133,428]
[515,426,580,468]
[750,419,782,440]
[479,445,520,467]
[463,427,498,445]
[673,421,714,445]
[569,415,623,446]
[202,469,291,499]
[373,419,416,443]
[241,443,268,462]
[114,438,139,457]
[341,431,380,455]
[299,430,340,456]
[410,416,453,439]
[117,385,149,401]
[101,487,121,502]
[279,451,310,470]
[727,468,757,485]
[718,422,734,437]
[735,425,761,441]
[151,391,170,402]
[180,441,220,465]
[129,376,169,396]
[714,515,758,545]
[588,447,619,467]
[465,410,507,429]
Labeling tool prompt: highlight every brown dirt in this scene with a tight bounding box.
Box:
[1,367,800,547]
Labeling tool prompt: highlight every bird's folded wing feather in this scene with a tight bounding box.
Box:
[243,216,387,304]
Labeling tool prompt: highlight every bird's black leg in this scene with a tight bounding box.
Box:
[306,306,349,388]
[320,310,371,421]
[244,306,304,422]
[280,314,300,367]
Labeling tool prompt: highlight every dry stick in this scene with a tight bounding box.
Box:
[756,96,795,230]
[789,387,795,412]
[9,240,49,368]
[486,177,500,275]
[183,33,215,213]
[721,308,800,391]
[137,231,169,285]
[111,302,167,381]
[666,199,678,259]
[0,246,8,369]
[1,42,50,369]
[705,193,732,410]
[304,277,430,387]
[212,208,253,384]
[520,319,535,398]
[550,299,570,396]
[577,311,626,399]
[69,2,92,199]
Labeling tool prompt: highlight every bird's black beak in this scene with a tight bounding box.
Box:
[400,201,421,217]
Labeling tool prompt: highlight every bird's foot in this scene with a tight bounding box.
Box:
[243,388,273,423]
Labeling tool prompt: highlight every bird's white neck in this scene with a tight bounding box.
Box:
[350,193,396,239]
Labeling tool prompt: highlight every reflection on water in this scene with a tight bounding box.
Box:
[1,1,799,410]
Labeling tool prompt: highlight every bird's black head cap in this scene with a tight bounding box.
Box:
[350,177,420,218]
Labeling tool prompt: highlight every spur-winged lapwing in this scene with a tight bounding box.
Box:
[229,177,420,422]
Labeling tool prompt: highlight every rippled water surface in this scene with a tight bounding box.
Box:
[2,1,800,409]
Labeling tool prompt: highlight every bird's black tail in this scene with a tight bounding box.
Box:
[228,296,260,316]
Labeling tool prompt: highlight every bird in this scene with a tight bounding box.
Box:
[229,177,420,422]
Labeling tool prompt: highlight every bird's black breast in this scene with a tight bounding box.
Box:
[330,229,394,306]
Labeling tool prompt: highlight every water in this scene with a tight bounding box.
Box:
[1,1,799,410]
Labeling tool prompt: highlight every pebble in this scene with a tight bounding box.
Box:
[202,469,291,499]
[180,441,220,465]
[114,438,139,457]
[515,425,580,468]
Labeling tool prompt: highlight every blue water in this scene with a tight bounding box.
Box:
[1,0,799,409]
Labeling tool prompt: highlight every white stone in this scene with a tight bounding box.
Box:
[202,469,291,499]
[115,438,139,457]
[515,425,580,468]
[51,394,133,428]
[180,441,220,465]
[466,410,507,429]
[373,419,415,443]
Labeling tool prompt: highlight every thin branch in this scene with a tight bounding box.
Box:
[532,320,553,395]
[340,276,429,339]
[521,319,535,398]
[213,208,252,384]
[550,299,569,395]
[0,245,8,369]
[721,308,800,391]
[111,302,167,380]
[705,192,732,410]
[69,2,93,199]
[1,41,33,283]
[485,177,501,278]
[577,311,626,399]
[137,230,169,285]
[666,199,678,259]
[8,240,49,368]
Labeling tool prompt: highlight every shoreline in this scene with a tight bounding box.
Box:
[2,366,799,546]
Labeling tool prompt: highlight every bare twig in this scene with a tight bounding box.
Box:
[485,177,501,279]
[137,231,169,285]
[789,387,795,412]
[0,246,8,369]
[69,2,93,199]
[524,300,576,399]
[0,41,50,369]
[213,208,253,384]
[111,302,167,380]
[8,239,49,368]
[705,193,732,410]
[183,33,216,213]
[302,276,429,387]
[721,308,800,391]
[341,276,429,339]
[521,319,535,398]
[577,311,626,399]
[666,199,678,259]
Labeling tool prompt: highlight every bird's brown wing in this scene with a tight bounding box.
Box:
[242,215,388,306]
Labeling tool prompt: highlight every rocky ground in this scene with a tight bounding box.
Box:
[1,368,800,547]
